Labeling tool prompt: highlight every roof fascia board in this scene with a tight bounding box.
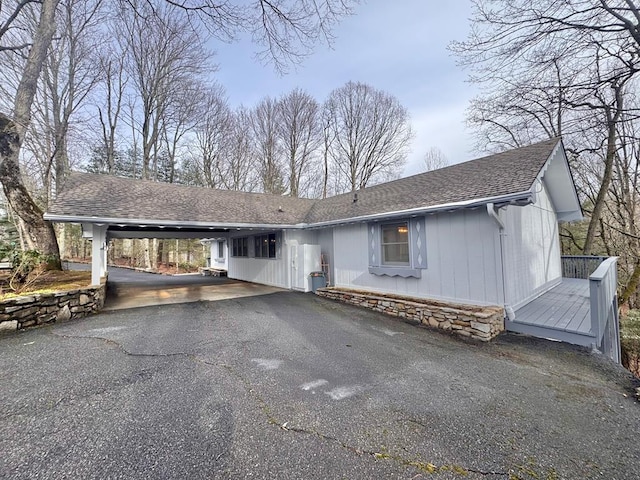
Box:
[42,213,306,230]
[305,190,534,228]
[535,139,582,217]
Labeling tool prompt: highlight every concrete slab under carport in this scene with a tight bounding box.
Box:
[67,263,284,311]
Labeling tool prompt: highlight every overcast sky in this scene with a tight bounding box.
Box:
[212,0,477,177]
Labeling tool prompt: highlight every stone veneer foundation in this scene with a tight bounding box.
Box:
[0,282,106,331]
[316,287,505,341]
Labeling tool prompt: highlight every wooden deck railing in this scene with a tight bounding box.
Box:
[562,255,609,279]
[589,257,621,363]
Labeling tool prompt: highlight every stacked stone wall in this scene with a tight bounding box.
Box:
[316,287,504,341]
[0,282,106,331]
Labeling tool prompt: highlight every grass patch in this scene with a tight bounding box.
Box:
[0,270,91,300]
[621,310,640,378]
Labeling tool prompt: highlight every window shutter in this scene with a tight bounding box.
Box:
[368,223,380,267]
[410,217,427,269]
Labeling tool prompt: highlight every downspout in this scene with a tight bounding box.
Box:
[487,203,516,321]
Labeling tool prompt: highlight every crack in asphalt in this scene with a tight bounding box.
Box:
[49,331,510,478]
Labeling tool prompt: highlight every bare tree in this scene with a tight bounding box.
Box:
[0,0,356,267]
[320,103,335,198]
[161,79,207,183]
[118,2,214,180]
[0,0,61,266]
[324,81,413,192]
[96,40,127,174]
[41,0,103,194]
[251,96,285,194]
[422,146,448,172]
[221,106,259,191]
[277,88,320,197]
[451,0,640,255]
[192,86,233,188]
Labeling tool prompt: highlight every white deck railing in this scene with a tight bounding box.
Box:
[589,257,621,363]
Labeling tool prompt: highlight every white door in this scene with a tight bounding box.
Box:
[291,245,306,291]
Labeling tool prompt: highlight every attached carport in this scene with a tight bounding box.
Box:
[66,222,287,309]
[81,222,235,286]
[44,172,316,293]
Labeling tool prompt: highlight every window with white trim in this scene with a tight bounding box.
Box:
[218,241,224,259]
[368,217,427,278]
[381,222,410,266]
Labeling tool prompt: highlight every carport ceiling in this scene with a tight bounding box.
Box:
[108,225,228,239]
[106,225,274,239]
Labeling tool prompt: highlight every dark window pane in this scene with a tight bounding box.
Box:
[268,234,276,258]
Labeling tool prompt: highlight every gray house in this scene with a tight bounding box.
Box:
[45,138,620,360]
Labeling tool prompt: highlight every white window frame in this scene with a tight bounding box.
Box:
[380,222,410,267]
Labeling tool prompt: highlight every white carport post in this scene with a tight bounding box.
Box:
[91,225,107,286]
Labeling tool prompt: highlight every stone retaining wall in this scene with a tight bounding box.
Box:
[0,282,106,331]
[316,287,504,341]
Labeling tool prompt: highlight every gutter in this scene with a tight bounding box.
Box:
[42,213,306,231]
[305,190,535,229]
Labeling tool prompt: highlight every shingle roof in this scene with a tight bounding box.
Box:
[49,174,315,225]
[304,137,561,224]
[46,138,561,227]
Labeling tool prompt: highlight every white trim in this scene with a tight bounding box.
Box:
[307,190,534,228]
[43,213,305,230]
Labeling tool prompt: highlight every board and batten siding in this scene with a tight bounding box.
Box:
[502,180,562,311]
[227,229,334,290]
[227,232,289,289]
[332,210,503,306]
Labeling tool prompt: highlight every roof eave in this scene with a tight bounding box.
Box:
[304,190,535,228]
[42,213,306,230]
[45,190,535,230]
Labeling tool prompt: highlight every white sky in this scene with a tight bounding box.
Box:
[212,0,478,177]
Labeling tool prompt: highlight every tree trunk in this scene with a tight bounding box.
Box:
[0,0,61,269]
[0,116,61,268]
[620,258,640,307]
[583,90,623,255]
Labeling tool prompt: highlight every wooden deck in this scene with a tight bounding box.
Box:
[506,278,596,347]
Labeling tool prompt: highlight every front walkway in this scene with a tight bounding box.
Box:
[507,278,596,347]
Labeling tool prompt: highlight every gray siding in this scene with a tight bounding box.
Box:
[228,231,288,288]
[332,210,503,305]
[502,181,562,310]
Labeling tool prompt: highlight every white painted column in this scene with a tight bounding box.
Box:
[91,225,107,286]
[101,233,108,278]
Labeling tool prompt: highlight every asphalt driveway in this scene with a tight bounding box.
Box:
[1,292,639,479]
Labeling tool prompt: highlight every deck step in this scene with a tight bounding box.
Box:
[506,319,596,347]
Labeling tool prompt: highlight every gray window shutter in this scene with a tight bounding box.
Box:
[410,217,427,269]
[368,223,380,267]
